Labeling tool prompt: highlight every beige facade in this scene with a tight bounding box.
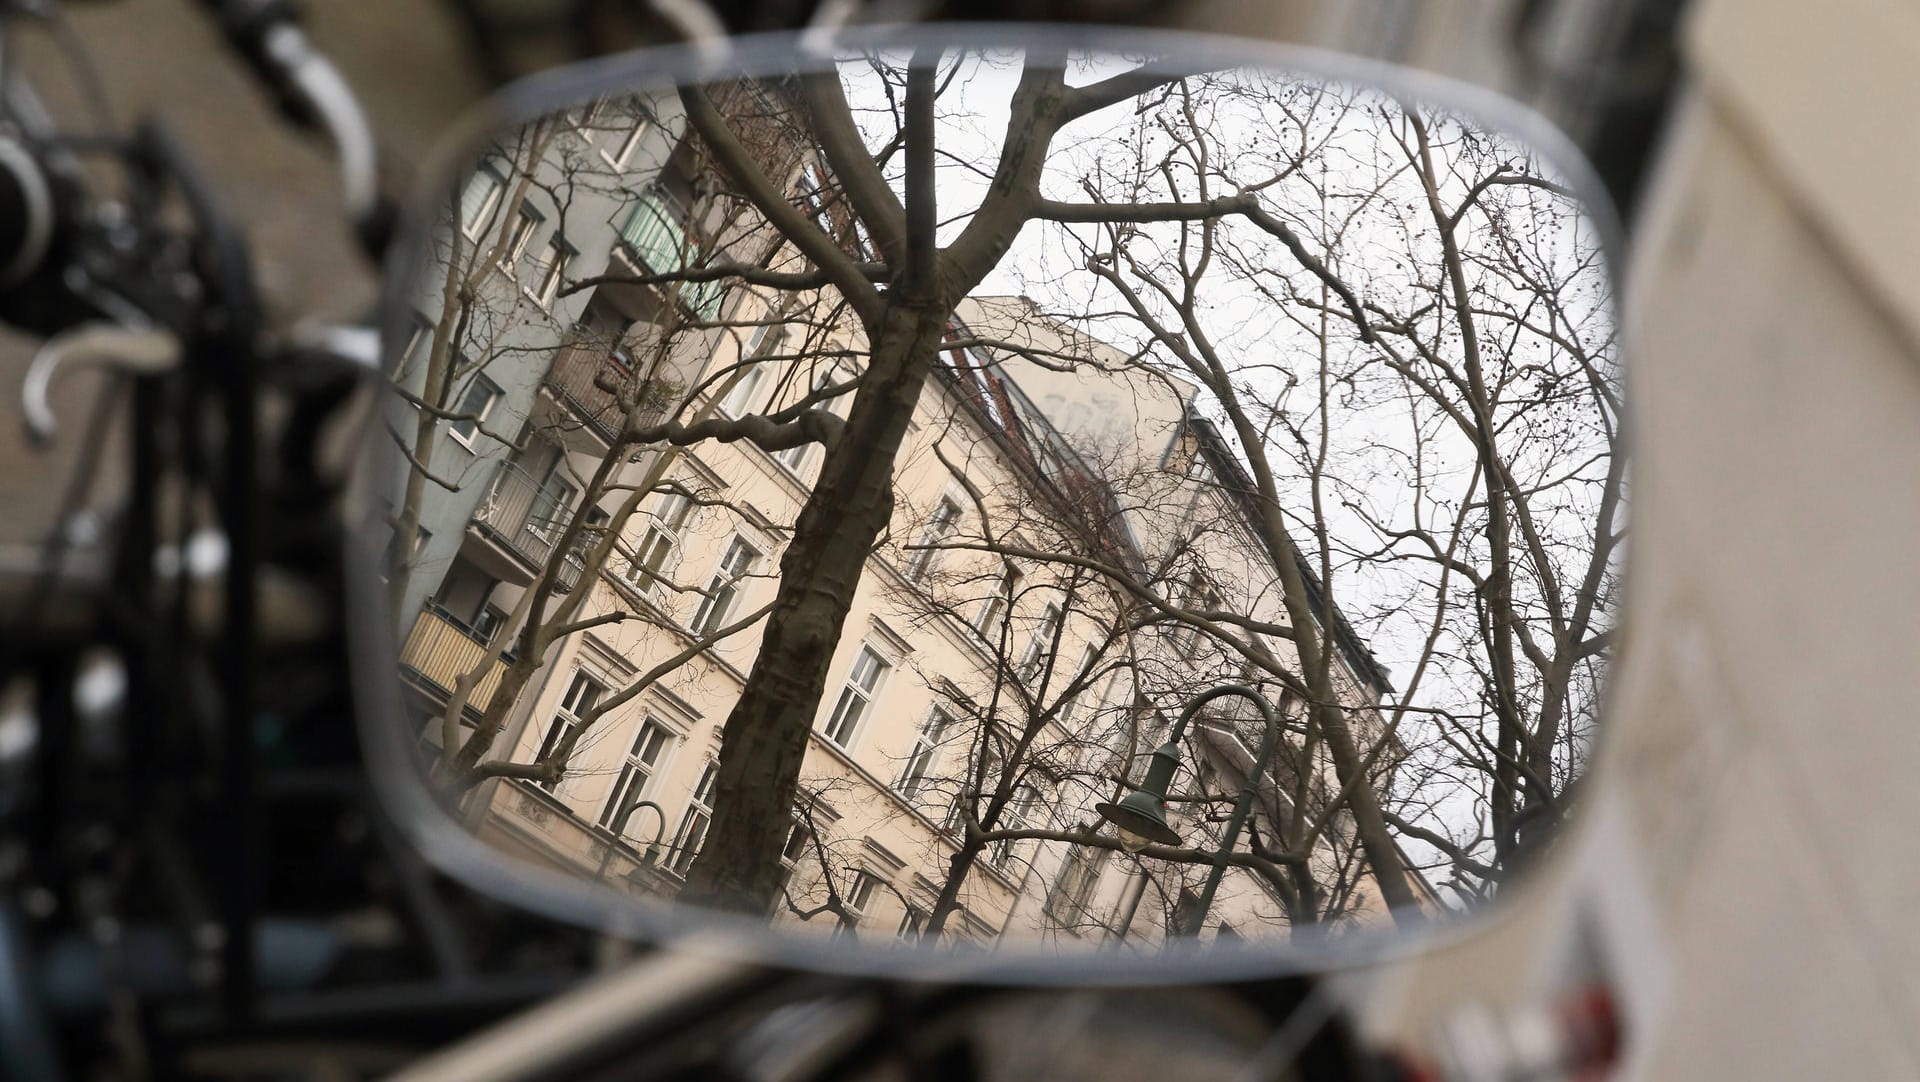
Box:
[411,283,1411,946]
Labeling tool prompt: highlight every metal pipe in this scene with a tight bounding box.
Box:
[595,798,666,882]
[1182,688,1283,937]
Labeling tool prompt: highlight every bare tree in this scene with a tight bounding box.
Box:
[1014,75,1619,898]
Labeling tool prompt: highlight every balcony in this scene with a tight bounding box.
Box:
[471,461,573,573]
[399,605,511,716]
[617,189,725,319]
[544,343,675,447]
[545,343,628,444]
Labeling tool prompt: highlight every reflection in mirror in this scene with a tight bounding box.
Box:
[376,47,1620,954]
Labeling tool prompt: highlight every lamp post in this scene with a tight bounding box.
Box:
[1094,683,1284,938]
[596,796,666,882]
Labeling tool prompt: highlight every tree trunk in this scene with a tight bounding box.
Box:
[679,302,949,911]
[923,842,985,938]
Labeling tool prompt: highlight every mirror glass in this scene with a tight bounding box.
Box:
[372,42,1620,954]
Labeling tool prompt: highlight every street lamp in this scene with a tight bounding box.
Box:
[596,796,667,882]
[1094,683,1283,937]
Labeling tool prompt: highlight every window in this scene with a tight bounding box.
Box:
[773,815,813,898]
[838,870,881,934]
[717,325,782,417]
[972,595,1007,638]
[1171,887,1203,936]
[1123,704,1171,783]
[773,362,844,473]
[525,462,578,542]
[624,488,697,596]
[689,536,760,636]
[1062,645,1101,724]
[526,236,571,306]
[745,321,788,360]
[471,604,507,644]
[1186,448,1213,485]
[534,670,605,791]
[782,818,813,863]
[897,707,953,799]
[1180,587,1222,658]
[604,110,652,167]
[618,187,722,316]
[716,364,766,418]
[897,908,926,940]
[988,782,1040,869]
[1017,603,1064,682]
[797,163,831,230]
[946,744,1002,833]
[384,522,431,578]
[972,565,1021,640]
[459,164,505,238]
[667,761,717,875]
[624,489,694,593]
[1169,573,1210,658]
[1045,839,1109,925]
[598,718,675,833]
[904,497,962,584]
[618,185,716,315]
[448,374,502,449]
[397,318,434,382]
[821,646,889,748]
[499,203,542,270]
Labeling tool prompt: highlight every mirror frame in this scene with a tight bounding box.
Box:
[349,21,1627,985]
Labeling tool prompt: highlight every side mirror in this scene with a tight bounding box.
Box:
[354,26,1623,974]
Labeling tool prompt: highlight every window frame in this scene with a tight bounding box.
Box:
[903,496,963,584]
[772,360,847,474]
[499,202,543,274]
[688,534,761,636]
[1017,602,1065,683]
[715,362,767,419]
[447,373,503,451]
[525,234,573,307]
[896,705,954,800]
[602,109,653,169]
[988,781,1042,869]
[820,644,891,750]
[1044,836,1110,926]
[666,760,718,876]
[597,716,677,835]
[524,458,579,543]
[623,487,698,597]
[837,869,882,934]
[972,594,1007,639]
[715,321,785,420]
[534,669,607,792]
[459,163,506,240]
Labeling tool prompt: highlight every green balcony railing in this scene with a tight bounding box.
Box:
[618,189,725,319]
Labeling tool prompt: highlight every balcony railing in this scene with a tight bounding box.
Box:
[545,343,628,444]
[544,343,675,445]
[472,461,573,571]
[618,189,725,319]
[399,605,511,715]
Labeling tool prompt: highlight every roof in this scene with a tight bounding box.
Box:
[936,303,1392,697]
[1182,413,1396,697]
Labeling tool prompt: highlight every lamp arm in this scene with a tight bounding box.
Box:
[1170,685,1283,937]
